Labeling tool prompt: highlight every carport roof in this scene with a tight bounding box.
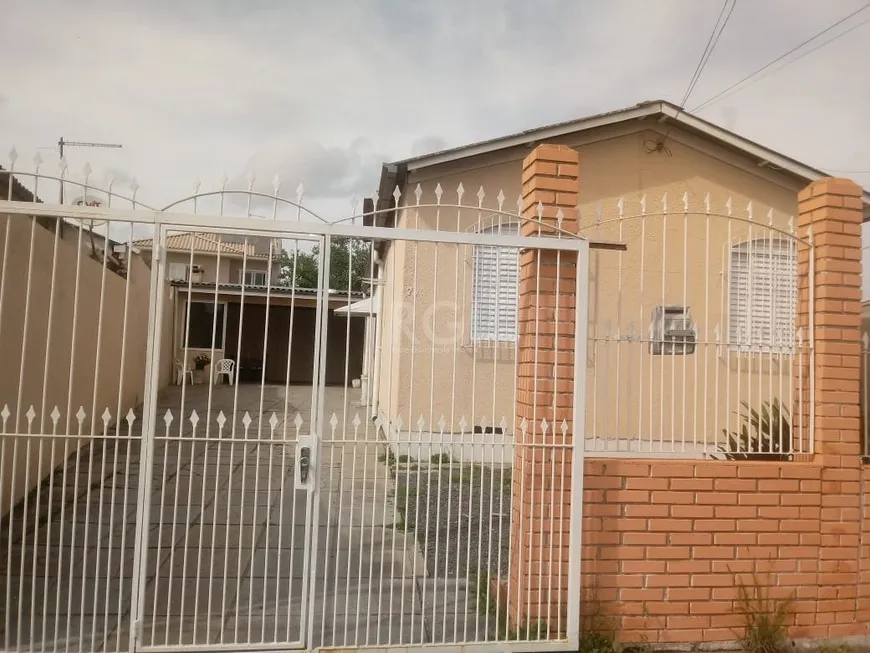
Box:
[171,280,366,301]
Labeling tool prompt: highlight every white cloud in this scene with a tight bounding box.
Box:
[0,0,867,223]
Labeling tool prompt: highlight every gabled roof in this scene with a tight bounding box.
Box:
[387,100,869,206]
[0,166,40,203]
[133,233,273,259]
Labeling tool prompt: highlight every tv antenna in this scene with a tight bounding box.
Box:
[57,137,123,203]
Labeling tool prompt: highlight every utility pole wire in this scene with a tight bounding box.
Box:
[680,0,737,108]
[692,3,870,112]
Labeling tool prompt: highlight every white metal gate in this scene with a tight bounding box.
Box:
[0,162,587,652]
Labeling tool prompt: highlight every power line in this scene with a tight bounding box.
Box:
[693,3,870,111]
[680,0,737,108]
[646,0,736,156]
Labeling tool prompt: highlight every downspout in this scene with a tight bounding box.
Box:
[370,251,385,422]
[368,162,405,423]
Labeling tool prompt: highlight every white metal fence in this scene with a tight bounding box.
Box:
[581,193,813,459]
[0,158,589,653]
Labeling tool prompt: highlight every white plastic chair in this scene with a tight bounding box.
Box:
[175,359,194,386]
[213,358,235,386]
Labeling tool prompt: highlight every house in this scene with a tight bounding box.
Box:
[365,99,870,457]
[133,233,367,386]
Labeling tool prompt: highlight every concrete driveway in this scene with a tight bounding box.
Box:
[1,383,477,651]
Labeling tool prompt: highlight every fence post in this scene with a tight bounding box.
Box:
[796,177,865,635]
[797,178,863,462]
[509,144,580,632]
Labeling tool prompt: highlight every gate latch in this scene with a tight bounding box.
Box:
[299,447,311,483]
[295,435,314,490]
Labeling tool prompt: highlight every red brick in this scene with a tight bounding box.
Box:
[714,478,757,492]
[693,546,736,559]
[710,613,744,628]
[649,519,694,532]
[758,532,801,546]
[670,478,714,491]
[667,560,712,574]
[668,587,712,601]
[651,463,696,478]
[672,505,715,519]
[715,505,758,519]
[605,489,649,503]
[647,574,690,588]
[621,588,665,602]
[646,546,691,560]
[667,615,711,629]
[622,532,667,546]
[696,492,738,505]
[625,504,670,518]
[695,465,738,478]
[691,575,737,589]
[691,519,737,532]
[625,476,669,491]
[671,532,714,546]
[737,466,782,479]
[660,629,705,643]
[646,601,689,615]
[622,560,666,574]
[712,559,753,573]
[714,532,758,546]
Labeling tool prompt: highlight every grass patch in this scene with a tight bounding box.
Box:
[448,463,509,486]
[392,483,417,532]
[819,646,851,653]
[467,568,549,641]
[734,574,794,653]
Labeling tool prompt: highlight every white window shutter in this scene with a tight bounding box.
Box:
[729,237,796,351]
[472,223,519,342]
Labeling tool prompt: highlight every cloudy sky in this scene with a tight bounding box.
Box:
[1,0,869,276]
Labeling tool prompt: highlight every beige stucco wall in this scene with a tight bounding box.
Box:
[377,233,519,435]
[0,215,152,515]
[377,127,809,451]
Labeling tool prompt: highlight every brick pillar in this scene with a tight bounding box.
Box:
[796,178,865,638]
[509,144,579,631]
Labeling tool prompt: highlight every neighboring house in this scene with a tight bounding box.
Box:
[365,100,870,456]
[0,170,152,513]
[134,233,367,386]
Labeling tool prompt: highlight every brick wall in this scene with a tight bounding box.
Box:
[513,149,868,645]
[583,459,867,643]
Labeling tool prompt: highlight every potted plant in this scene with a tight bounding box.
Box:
[193,353,211,371]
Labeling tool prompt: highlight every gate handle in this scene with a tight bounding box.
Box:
[299,446,311,484]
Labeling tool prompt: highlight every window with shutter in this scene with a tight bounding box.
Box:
[241,270,267,286]
[728,237,796,352]
[471,223,519,343]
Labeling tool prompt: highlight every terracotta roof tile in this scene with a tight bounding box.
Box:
[133,232,273,258]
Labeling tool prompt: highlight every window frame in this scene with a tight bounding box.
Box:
[183,300,228,351]
[240,269,268,287]
[727,236,797,354]
[470,221,520,344]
